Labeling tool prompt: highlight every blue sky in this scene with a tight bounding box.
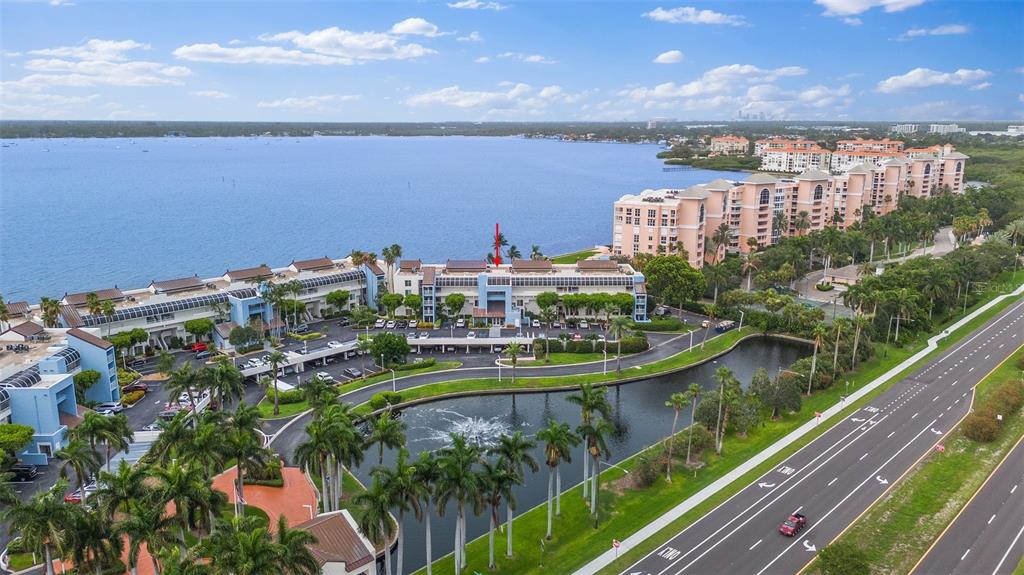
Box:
[1,0,1021,121]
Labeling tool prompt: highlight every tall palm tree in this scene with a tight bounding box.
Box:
[98,414,133,472]
[166,363,200,413]
[703,264,731,305]
[299,374,338,413]
[150,412,196,466]
[227,402,270,517]
[888,288,919,344]
[807,324,827,395]
[155,459,210,547]
[56,438,102,503]
[479,458,515,569]
[530,245,544,260]
[69,508,122,575]
[794,211,811,236]
[267,350,286,416]
[536,420,580,539]
[412,450,442,575]
[849,313,872,371]
[742,254,760,291]
[209,357,245,409]
[85,292,102,321]
[664,391,687,481]
[353,477,398,575]
[502,342,523,384]
[382,244,403,291]
[374,447,421,575]
[4,481,76,575]
[116,500,178,575]
[295,416,335,513]
[326,403,363,505]
[682,383,702,466]
[94,460,154,520]
[830,317,851,376]
[100,300,116,337]
[577,417,613,519]
[490,431,538,557]
[565,383,611,499]
[436,433,482,573]
[713,366,740,454]
[608,316,631,373]
[366,411,406,465]
[357,336,373,379]
[507,245,523,260]
[274,515,320,575]
[0,295,9,333]
[710,223,731,264]
[197,514,287,575]
[39,297,61,328]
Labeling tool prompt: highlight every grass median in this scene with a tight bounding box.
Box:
[403,283,1021,575]
[809,347,1024,575]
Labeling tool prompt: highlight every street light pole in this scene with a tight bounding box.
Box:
[498,357,502,382]
[603,349,607,375]
[390,368,396,392]
[738,310,746,331]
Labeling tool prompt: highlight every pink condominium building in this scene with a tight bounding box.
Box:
[710,135,750,156]
[612,150,968,267]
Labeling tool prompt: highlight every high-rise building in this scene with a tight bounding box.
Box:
[890,124,919,134]
[929,123,966,135]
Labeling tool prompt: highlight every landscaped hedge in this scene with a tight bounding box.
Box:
[394,358,436,371]
[964,378,1024,442]
[118,369,140,385]
[121,390,145,406]
[815,283,835,292]
[368,391,403,411]
[416,321,435,329]
[288,331,323,341]
[265,388,305,404]
[534,335,649,354]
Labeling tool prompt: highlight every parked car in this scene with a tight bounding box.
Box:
[142,422,162,432]
[315,372,335,383]
[121,382,149,393]
[95,402,124,414]
[129,358,146,368]
[715,320,736,333]
[374,319,386,328]
[337,318,351,327]
[191,342,208,352]
[293,324,310,334]
[531,319,541,328]
[579,320,590,329]
[343,367,362,378]
[158,409,182,421]
[396,320,408,329]
[194,350,211,360]
[701,320,712,328]
[467,331,476,339]
[418,332,430,339]
[8,464,38,481]
[455,318,466,328]
[597,334,607,342]
[386,320,397,329]
[779,513,807,537]
[327,340,344,349]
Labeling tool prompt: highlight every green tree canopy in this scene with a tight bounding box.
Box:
[536,292,559,311]
[371,331,411,366]
[183,318,215,339]
[228,325,260,347]
[818,541,871,575]
[325,289,351,310]
[444,293,466,318]
[0,423,34,458]
[403,294,423,318]
[643,256,707,309]
[381,293,404,318]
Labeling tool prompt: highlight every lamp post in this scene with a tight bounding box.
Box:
[738,310,746,331]
[497,356,502,382]
[390,367,396,392]
[603,349,608,375]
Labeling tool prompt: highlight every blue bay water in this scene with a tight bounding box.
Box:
[0,136,747,301]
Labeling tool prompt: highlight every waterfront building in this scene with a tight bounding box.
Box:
[829,150,904,173]
[760,147,832,173]
[297,510,378,575]
[709,135,749,156]
[835,138,904,154]
[753,138,820,156]
[391,258,648,325]
[0,327,120,464]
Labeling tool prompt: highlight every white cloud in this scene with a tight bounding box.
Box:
[447,0,507,10]
[623,64,806,101]
[474,56,491,63]
[3,39,190,91]
[842,17,863,25]
[174,26,435,66]
[1019,94,1024,103]
[457,31,483,42]
[653,50,684,64]
[898,23,969,40]
[816,0,927,16]
[969,82,991,91]
[1017,67,1024,74]
[406,82,588,116]
[407,83,531,108]
[876,67,991,92]
[49,0,75,6]
[643,6,746,26]
[190,90,230,98]
[498,52,557,64]
[257,94,360,111]
[228,39,244,46]
[390,18,447,37]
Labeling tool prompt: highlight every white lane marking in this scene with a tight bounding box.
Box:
[961,549,971,561]
[793,506,803,513]
[753,419,940,575]
[1012,484,1018,494]
[933,396,939,402]
[749,539,762,551]
[992,522,1024,574]
[988,514,996,525]
[859,453,869,461]
[984,354,991,360]
[828,477,838,486]
[888,431,896,438]
[912,412,919,419]
[999,343,1005,349]
[969,367,975,372]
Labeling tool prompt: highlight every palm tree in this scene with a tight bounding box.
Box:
[830,318,850,376]
[479,459,515,569]
[274,515,320,575]
[490,431,538,557]
[155,459,210,547]
[357,336,373,378]
[503,342,523,384]
[507,245,522,260]
[0,295,9,333]
[713,366,740,454]
[664,391,687,481]
[609,316,631,373]
[116,501,178,575]
[208,358,245,409]
[5,481,76,575]
[85,292,102,321]
[382,244,403,290]
[98,413,133,472]
[267,350,286,416]
[326,403,363,506]
[710,223,731,264]
[150,412,197,466]
[682,383,702,466]
[436,433,482,573]
[94,460,154,519]
[807,323,827,395]
[536,420,580,539]
[227,402,271,517]
[197,514,286,575]
[166,363,200,413]
[40,296,61,328]
[888,288,919,344]
[703,264,731,304]
[577,417,613,519]
[295,417,335,513]
[354,477,398,575]
[56,438,102,503]
[299,375,338,413]
[69,509,122,575]
[375,448,421,575]
[794,211,811,236]
[565,383,611,499]
[849,313,871,371]
[742,254,760,291]
[412,450,442,575]
[366,411,406,465]
[530,245,544,260]
[101,300,116,337]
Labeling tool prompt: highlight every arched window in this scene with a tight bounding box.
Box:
[698,202,705,223]
[955,162,962,173]
[759,188,770,205]
[813,184,823,201]
[924,163,931,175]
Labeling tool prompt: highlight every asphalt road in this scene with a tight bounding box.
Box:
[911,433,1024,575]
[620,298,1024,575]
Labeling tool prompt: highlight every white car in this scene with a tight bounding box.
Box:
[374,319,386,328]
[316,372,335,382]
[95,402,124,414]
[327,340,344,349]
[531,319,540,328]
[579,320,590,329]
[418,332,430,339]
[455,318,466,328]
[467,331,476,339]
[386,320,397,329]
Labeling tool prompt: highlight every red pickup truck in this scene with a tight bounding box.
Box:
[779,513,807,537]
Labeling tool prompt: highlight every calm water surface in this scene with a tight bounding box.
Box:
[354,337,808,572]
[0,136,748,300]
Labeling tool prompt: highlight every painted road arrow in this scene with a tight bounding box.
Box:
[803,540,817,552]
[851,418,866,422]
[757,482,776,488]
[931,428,943,435]
[876,476,889,485]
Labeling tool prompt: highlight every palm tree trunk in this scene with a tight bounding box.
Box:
[832,328,841,374]
[320,467,328,512]
[488,513,496,568]
[582,445,589,498]
[851,321,862,370]
[335,461,343,509]
[506,503,514,557]
[590,454,599,514]
[44,546,55,575]
[396,510,405,575]
[895,315,902,344]
[666,410,679,481]
[808,344,819,395]
[556,467,562,516]
[236,466,244,516]
[425,501,433,575]
[546,467,554,539]
[616,340,622,372]
[454,505,462,573]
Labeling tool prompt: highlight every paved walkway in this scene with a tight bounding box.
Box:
[211,464,318,529]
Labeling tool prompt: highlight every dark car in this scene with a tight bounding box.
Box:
[396,320,408,329]
[343,367,363,378]
[779,513,807,537]
[129,358,147,368]
[8,464,39,481]
[337,318,351,327]
[121,382,150,393]
[293,324,310,334]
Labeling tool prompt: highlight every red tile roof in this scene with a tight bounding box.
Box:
[149,276,204,293]
[576,259,620,271]
[63,288,125,307]
[290,257,336,272]
[8,321,44,337]
[295,510,375,570]
[225,266,273,282]
[5,301,30,318]
[445,260,488,273]
[511,259,553,272]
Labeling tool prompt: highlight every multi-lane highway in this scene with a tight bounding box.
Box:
[911,433,1024,575]
[621,298,1024,575]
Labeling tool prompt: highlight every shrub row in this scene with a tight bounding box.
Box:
[534,335,649,355]
[368,391,403,411]
[963,378,1024,442]
[265,387,306,405]
[394,358,436,371]
[289,331,323,341]
[120,390,145,406]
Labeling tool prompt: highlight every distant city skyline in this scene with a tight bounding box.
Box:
[1,0,1021,122]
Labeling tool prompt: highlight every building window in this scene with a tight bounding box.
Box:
[924,163,931,175]
[759,188,771,205]
[698,203,705,223]
[813,184,823,201]
[404,280,412,287]
[955,161,962,173]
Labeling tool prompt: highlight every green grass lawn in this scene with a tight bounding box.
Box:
[551,249,599,264]
[407,284,1024,575]
[515,352,613,366]
[812,348,1024,575]
[256,361,462,419]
